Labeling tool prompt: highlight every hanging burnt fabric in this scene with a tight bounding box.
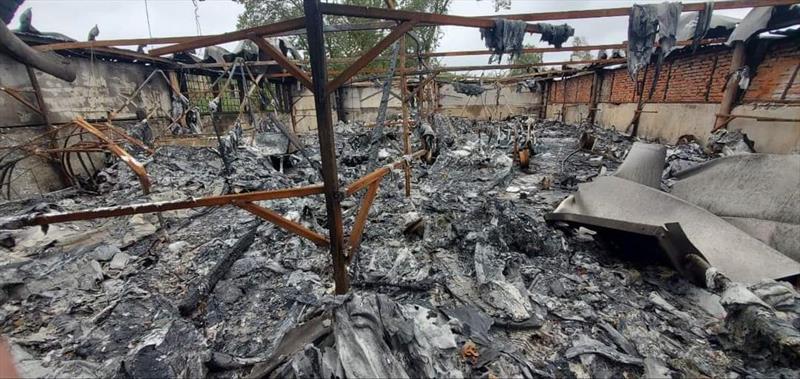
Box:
[627,2,683,80]
[452,82,486,97]
[692,2,714,51]
[537,23,574,48]
[480,18,528,64]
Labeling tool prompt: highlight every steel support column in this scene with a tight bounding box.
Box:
[304,0,350,294]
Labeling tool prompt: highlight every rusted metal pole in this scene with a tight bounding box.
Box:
[237,202,329,246]
[2,184,324,227]
[346,178,381,264]
[345,149,426,195]
[304,0,350,294]
[26,66,72,187]
[587,70,601,125]
[714,41,746,130]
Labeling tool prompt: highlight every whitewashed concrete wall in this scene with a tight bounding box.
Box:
[546,102,800,153]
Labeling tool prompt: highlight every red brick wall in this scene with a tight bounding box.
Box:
[744,42,800,102]
[548,38,799,105]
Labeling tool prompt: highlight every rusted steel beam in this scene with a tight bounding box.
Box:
[149,17,305,56]
[249,37,314,90]
[481,0,798,21]
[74,118,152,194]
[423,38,727,58]
[326,21,417,94]
[237,202,329,246]
[346,178,381,263]
[319,3,541,33]
[103,122,155,155]
[34,36,201,52]
[345,149,427,196]
[304,0,350,294]
[5,184,325,227]
[339,58,625,77]
[0,86,41,114]
[35,22,400,52]
[88,47,177,66]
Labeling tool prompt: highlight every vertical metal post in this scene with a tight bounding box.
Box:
[303,0,350,294]
[399,35,412,197]
[714,41,746,130]
[587,70,600,125]
[26,66,72,187]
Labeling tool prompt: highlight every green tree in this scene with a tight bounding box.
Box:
[509,44,542,76]
[235,0,450,70]
[569,36,592,62]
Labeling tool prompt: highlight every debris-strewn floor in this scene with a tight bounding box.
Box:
[1,116,797,378]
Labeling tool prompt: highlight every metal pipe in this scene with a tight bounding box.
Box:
[0,21,76,82]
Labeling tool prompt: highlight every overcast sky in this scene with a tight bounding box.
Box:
[11,0,751,74]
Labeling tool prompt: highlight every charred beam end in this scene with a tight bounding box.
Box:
[178,223,259,316]
[0,21,76,82]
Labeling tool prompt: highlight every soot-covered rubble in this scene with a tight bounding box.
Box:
[1,115,798,378]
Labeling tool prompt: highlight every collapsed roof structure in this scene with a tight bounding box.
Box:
[0,0,799,378]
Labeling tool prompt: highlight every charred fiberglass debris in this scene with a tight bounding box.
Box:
[1,116,800,378]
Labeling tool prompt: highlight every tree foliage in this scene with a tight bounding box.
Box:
[569,36,593,62]
[509,44,542,76]
[235,0,450,70]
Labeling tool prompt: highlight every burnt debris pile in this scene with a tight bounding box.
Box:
[1,116,799,378]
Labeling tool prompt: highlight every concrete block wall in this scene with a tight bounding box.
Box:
[438,83,541,120]
[291,81,542,134]
[545,38,800,153]
[0,52,173,200]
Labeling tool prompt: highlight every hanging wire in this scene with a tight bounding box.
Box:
[144,0,153,38]
[192,0,202,36]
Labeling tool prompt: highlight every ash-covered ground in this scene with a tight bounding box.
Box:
[0,115,798,378]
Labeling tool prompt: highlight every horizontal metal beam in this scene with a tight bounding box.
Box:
[345,149,427,196]
[339,57,625,78]
[326,21,417,94]
[484,0,798,21]
[34,22,399,52]
[33,36,199,52]
[320,3,540,33]
[423,38,727,58]
[5,184,325,227]
[149,17,306,56]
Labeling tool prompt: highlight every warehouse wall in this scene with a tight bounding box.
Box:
[545,38,800,153]
[291,80,543,133]
[0,52,173,200]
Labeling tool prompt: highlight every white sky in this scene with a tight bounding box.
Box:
[11,0,751,74]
